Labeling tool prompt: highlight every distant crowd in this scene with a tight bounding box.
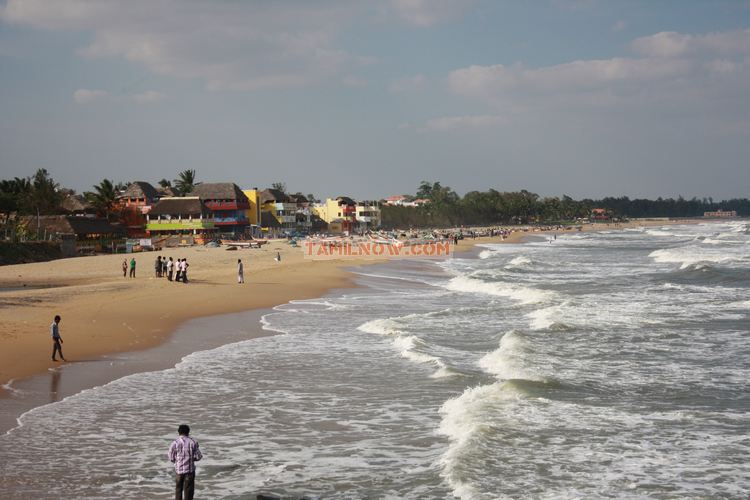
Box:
[122,256,190,283]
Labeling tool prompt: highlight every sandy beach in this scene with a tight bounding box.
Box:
[0,220,673,431]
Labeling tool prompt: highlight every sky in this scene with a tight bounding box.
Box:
[1,0,749,201]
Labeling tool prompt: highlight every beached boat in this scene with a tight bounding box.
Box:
[221,239,267,248]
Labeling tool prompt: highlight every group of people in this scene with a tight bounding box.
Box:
[120,256,191,282]
[155,256,190,283]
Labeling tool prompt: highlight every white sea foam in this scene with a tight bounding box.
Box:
[505,255,532,269]
[446,275,553,304]
[1,378,26,397]
[357,317,403,336]
[526,305,564,330]
[477,331,544,382]
[478,249,497,260]
[358,319,452,378]
[649,247,735,269]
[646,229,674,237]
[438,382,519,499]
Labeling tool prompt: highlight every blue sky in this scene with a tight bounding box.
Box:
[1,0,749,200]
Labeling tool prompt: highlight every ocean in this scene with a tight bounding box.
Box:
[1,221,748,499]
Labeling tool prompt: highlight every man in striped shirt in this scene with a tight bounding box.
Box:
[168,424,203,500]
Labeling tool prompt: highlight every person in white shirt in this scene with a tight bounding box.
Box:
[237,259,244,284]
[167,257,174,281]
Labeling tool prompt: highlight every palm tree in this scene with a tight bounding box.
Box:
[84,179,118,220]
[28,169,62,215]
[174,169,197,196]
[158,178,172,189]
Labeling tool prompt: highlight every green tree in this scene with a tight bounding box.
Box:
[84,179,119,220]
[27,169,62,215]
[174,169,197,195]
[271,182,287,193]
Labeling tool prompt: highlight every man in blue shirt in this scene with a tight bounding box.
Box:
[51,315,65,362]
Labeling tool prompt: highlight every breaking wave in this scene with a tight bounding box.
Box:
[446,275,553,305]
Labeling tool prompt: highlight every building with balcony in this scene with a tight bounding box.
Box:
[313,197,358,234]
[116,181,160,237]
[188,183,250,235]
[355,201,381,230]
[145,197,215,239]
[259,189,312,234]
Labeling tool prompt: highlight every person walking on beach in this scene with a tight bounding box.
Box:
[122,259,127,278]
[168,424,203,500]
[155,256,162,278]
[237,258,244,284]
[274,251,281,263]
[51,314,65,362]
[129,257,136,278]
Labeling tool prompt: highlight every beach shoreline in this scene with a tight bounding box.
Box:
[0,220,681,433]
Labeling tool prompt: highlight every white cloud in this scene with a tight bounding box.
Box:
[632,29,750,58]
[446,29,750,118]
[132,90,164,103]
[388,74,426,93]
[388,0,473,26]
[448,58,693,100]
[424,114,505,131]
[2,0,366,91]
[2,0,467,93]
[73,88,108,104]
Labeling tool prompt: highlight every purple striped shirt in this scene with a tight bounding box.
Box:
[168,435,203,474]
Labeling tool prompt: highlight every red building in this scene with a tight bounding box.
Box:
[189,183,250,235]
[116,181,160,237]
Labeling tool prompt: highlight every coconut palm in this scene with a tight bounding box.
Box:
[174,169,197,196]
[84,179,118,220]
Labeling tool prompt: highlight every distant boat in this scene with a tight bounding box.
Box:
[221,239,266,248]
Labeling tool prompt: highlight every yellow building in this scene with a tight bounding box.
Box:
[313,197,362,233]
[242,189,262,226]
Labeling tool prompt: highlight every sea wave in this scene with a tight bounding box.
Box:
[504,255,533,270]
[438,382,517,500]
[645,229,674,237]
[477,331,546,382]
[446,275,553,304]
[525,304,574,331]
[357,318,453,378]
[649,247,738,269]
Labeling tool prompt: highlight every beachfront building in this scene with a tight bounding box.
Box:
[704,209,737,218]
[18,215,126,255]
[313,197,358,234]
[242,188,262,226]
[188,183,250,236]
[355,200,381,230]
[591,208,611,221]
[145,197,215,244]
[384,195,409,206]
[60,194,95,216]
[116,181,161,237]
[258,189,312,234]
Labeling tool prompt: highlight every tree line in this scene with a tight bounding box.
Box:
[0,169,199,221]
[380,181,750,228]
[1,172,748,228]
